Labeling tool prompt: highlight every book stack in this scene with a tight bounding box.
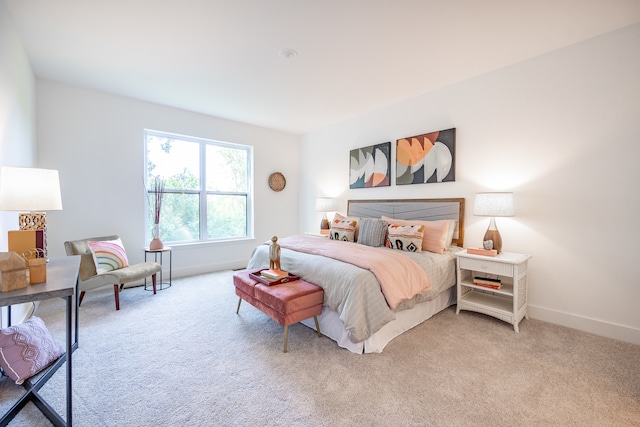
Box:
[260,268,288,282]
[473,276,502,290]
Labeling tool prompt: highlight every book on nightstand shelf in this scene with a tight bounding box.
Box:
[473,277,502,289]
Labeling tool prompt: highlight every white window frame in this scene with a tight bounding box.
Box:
[144,129,254,244]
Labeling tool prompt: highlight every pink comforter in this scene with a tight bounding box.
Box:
[276,235,431,309]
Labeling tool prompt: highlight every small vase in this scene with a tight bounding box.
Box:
[150,223,164,250]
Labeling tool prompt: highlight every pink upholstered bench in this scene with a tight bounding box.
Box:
[233,269,324,352]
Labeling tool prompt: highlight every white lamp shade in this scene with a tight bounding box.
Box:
[0,166,63,211]
[315,197,338,212]
[473,192,514,217]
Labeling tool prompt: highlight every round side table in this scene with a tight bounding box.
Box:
[144,247,172,291]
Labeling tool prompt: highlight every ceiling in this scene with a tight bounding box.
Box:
[5,1,640,135]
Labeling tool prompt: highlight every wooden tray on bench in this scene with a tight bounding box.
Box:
[249,269,300,286]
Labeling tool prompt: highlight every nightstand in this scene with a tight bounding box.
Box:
[456,251,532,332]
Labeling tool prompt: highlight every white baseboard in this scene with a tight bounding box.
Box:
[171,259,248,279]
[528,304,640,346]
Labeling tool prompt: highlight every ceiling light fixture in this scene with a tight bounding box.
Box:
[279,48,298,59]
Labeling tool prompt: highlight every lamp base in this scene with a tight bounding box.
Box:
[483,229,503,254]
[18,212,48,257]
[320,214,330,235]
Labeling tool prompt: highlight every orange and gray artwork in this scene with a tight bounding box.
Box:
[349,142,391,188]
[396,128,456,185]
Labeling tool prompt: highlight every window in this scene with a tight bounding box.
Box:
[145,130,253,244]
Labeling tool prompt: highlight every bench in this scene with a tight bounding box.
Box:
[233,269,324,352]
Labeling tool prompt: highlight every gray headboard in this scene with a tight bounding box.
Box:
[347,198,465,247]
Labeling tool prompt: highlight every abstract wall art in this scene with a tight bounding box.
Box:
[396,128,455,185]
[349,142,391,189]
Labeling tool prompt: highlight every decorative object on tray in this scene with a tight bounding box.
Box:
[249,268,300,286]
[315,197,339,234]
[148,176,165,250]
[466,247,498,257]
[473,192,515,254]
[0,252,29,292]
[0,166,63,257]
[269,235,281,269]
[396,128,455,185]
[268,172,286,192]
[349,142,391,188]
[261,268,288,280]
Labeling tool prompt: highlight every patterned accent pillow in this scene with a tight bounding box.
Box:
[0,316,64,385]
[357,218,388,247]
[88,238,130,274]
[386,224,424,252]
[329,219,357,242]
[333,213,360,241]
[381,216,450,254]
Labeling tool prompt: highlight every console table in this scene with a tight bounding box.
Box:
[0,255,80,427]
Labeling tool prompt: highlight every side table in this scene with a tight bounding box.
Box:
[0,256,80,427]
[456,251,532,332]
[144,247,171,291]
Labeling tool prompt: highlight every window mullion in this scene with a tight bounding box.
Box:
[199,142,207,240]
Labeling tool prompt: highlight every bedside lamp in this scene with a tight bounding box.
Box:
[315,197,338,234]
[473,192,514,254]
[0,166,63,257]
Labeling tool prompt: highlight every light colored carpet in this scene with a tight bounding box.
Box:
[1,270,639,426]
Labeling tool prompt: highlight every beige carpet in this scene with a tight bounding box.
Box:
[1,270,639,426]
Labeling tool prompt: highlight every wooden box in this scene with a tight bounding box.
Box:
[27,258,47,284]
[0,252,28,292]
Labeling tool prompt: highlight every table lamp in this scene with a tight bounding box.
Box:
[315,197,338,234]
[0,166,63,257]
[473,192,514,254]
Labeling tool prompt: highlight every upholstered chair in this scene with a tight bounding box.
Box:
[64,235,162,310]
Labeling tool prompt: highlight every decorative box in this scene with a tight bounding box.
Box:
[0,252,29,292]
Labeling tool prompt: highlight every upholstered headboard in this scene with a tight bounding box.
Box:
[347,198,465,247]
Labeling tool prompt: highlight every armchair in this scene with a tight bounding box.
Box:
[64,235,162,310]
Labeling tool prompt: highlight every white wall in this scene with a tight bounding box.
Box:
[0,3,37,325]
[37,80,300,277]
[300,24,640,345]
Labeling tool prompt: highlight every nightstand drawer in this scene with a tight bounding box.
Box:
[459,257,514,276]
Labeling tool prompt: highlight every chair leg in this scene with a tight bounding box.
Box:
[79,291,86,306]
[113,284,120,310]
[236,297,242,314]
[151,273,157,294]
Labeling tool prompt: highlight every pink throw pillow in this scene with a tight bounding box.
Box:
[381,216,450,254]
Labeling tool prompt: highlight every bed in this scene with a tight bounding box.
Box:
[246,198,465,353]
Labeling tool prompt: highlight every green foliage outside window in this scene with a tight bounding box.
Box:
[145,131,251,244]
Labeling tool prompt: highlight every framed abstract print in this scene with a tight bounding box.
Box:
[396,128,455,185]
[349,142,391,188]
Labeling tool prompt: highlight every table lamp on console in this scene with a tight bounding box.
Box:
[0,166,63,258]
[473,192,514,254]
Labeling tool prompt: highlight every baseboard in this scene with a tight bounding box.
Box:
[528,304,640,346]
[171,260,248,279]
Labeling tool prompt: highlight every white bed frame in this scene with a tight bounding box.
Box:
[302,198,465,354]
